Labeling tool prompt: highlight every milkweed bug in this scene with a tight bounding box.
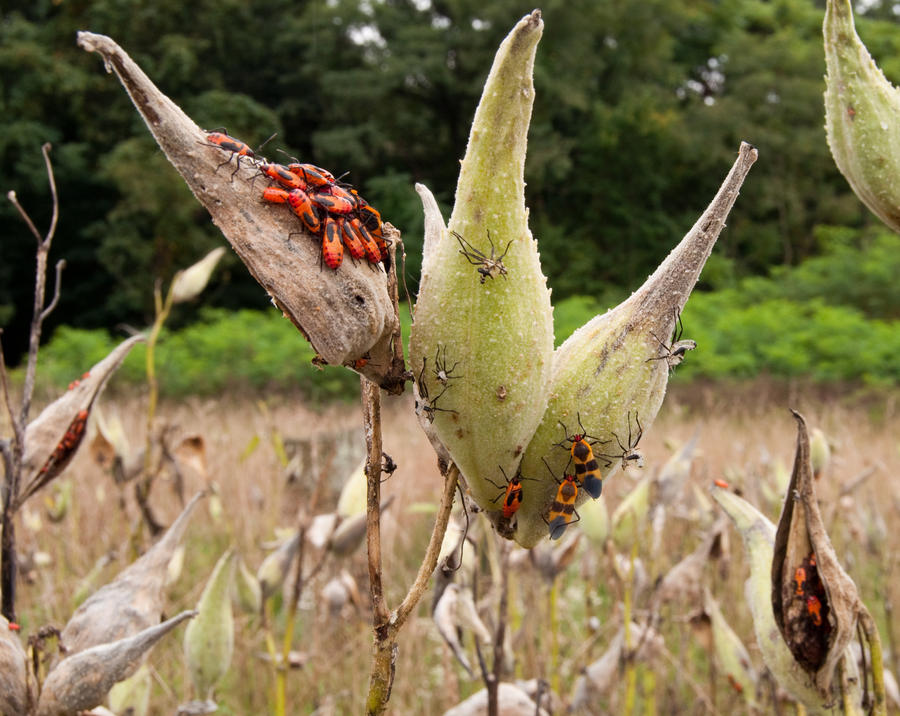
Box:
[794,566,807,596]
[555,413,609,499]
[453,230,512,284]
[322,217,344,269]
[646,309,697,371]
[432,345,462,386]
[542,458,580,540]
[485,466,534,519]
[599,411,644,470]
[259,162,308,190]
[414,358,458,423]
[354,219,383,264]
[288,189,321,233]
[204,130,274,179]
[339,218,367,260]
[311,188,355,215]
[262,186,290,204]
[353,192,384,236]
[286,163,335,188]
[806,595,823,626]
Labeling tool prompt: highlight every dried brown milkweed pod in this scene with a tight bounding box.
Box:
[18,334,144,507]
[771,411,886,710]
[60,491,205,656]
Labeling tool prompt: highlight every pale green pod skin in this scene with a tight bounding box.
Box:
[510,143,758,548]
[409,11,554,514]
[704,589,758,707]
[712,487,861,713]
[108,663,151,716]
[825,0,900,232]
[184,548,236,699]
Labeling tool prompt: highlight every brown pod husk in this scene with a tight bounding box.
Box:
[17,334,144,507]
[59,491,204,657]
[0,615,30,715]
[37,610,195,716]
[75,31,403,392]
[772,410,863,695]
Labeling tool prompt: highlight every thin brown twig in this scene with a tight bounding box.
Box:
[41,143,59,244]
[362,376,389,627]
[40,259,66,322]
[7,191,44,245]
[0,331,18,442]
[393,462,459,630]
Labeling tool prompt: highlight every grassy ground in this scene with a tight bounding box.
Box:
[10,380,900,714]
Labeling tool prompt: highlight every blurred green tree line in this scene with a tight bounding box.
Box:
[2,0,899,367]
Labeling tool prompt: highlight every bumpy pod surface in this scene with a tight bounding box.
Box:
[825,0,900,232]
[409,11,554,515]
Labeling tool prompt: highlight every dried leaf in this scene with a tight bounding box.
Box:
[174,435,207,480]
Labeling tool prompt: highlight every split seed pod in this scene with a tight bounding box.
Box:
[772,411,866,696]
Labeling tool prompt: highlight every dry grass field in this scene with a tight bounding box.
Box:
[9,380,900,714]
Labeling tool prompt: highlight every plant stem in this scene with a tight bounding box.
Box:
[859,606,887,716]
[1,143,60,622]
[364,389,459,716]
[136,280,174,536]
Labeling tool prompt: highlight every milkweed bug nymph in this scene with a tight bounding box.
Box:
[646,309,697,371]
[600,411,644,470]
[555,413,609,499]
[485,466,535,519]
[453,230,512,283]
[414,358,458,423]
[432,345,462,387]
[541,457,580,540]
[204,130,274,180]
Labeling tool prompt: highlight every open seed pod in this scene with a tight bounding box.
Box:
[76,32,403,391]
[17,334,144,508]
[772,411,867,697]
[711,484,853,713]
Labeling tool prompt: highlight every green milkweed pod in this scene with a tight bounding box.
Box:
[183,548,236,699]
[824,0,900,232]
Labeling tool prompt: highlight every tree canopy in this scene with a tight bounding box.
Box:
[2,0,898,362]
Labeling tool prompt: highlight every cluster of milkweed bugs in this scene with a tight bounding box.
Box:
[38,409,89,476]
[793,552,830,630]
[203,130,387,271]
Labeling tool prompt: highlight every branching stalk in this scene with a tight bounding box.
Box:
[2,143,60,622]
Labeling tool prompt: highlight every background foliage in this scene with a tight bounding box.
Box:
[2,0,900,387]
